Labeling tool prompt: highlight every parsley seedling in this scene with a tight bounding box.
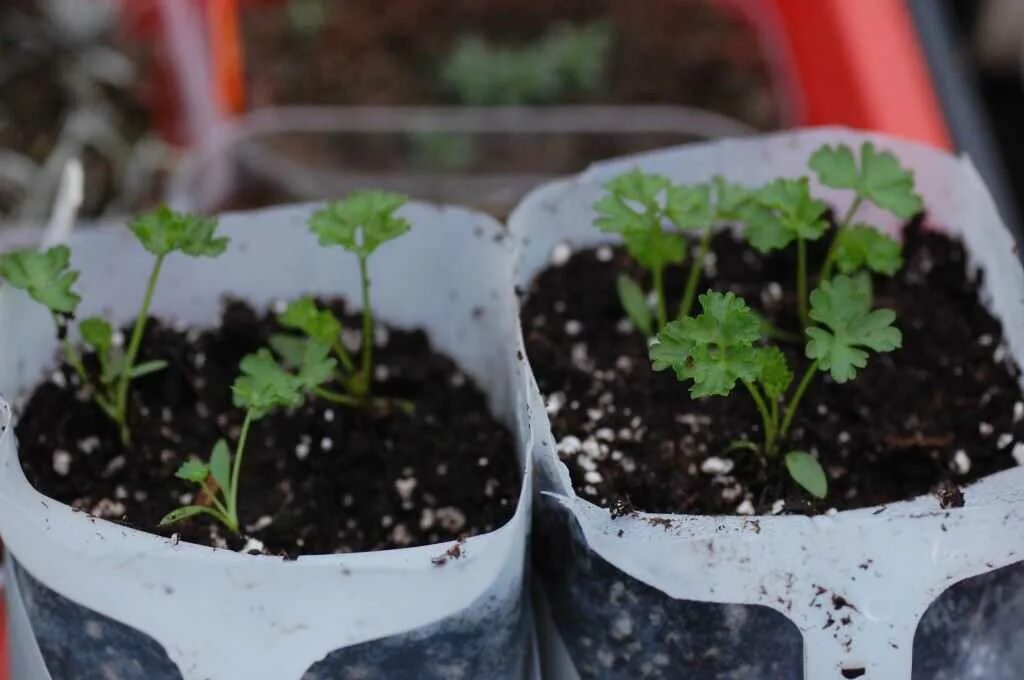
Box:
[649,275,900,499]
[593,171,753,333]
[0,207,227,444]
[305,191,409,405]
[743,178,829,328]
[810,142,921,281]
[160,343,334,533]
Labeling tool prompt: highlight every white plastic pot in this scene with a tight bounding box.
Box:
[508,128,1024,679]
[0,201,536,679]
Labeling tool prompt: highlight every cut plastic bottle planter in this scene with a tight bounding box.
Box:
[0,202,536,680]
[509,129,1024,680]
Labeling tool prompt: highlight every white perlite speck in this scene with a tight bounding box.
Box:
[52,450,72,476]
[596,246,613,262]
[557,435,581,455]
[771,500,786,515]
[240,537,265,554]
[551,242,571,266]
[395,478,417,500]
[323,409,335,423]
[979,422,994,437]
[1013,443,1024,466]
[1015,401,1024,423]
[735,499,755,515]
[51,371,67,388]
[952,450,972,475]
[546,392,566,415]
[584,470,603,484]
[320,437,333,451]
[997,433,1014,449]
[700,456,734,475]
[565,320,582,336]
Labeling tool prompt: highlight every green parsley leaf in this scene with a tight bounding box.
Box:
[593,170,684,270]
[810,142,923,219]
[832,225,903,276]
[175,457,210,483]
[296,340,337,391]
[279,296,342,346]
[0,245,81,314]
[232,349,307,418]
[745,178,829,254]
[79,316,113,355]
[785,450,828,499]
[208,439,231,494]
[650,291,762,397]
[806,274,902,382]
[616,274,653,336]
[712,175,755,222]
[129,206,228,258]
[757,346,793,400]
[665,183,713,230]
[309,191,410,257]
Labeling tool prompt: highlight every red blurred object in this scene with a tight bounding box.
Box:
[206,0,247,115]
[761,0,950,149]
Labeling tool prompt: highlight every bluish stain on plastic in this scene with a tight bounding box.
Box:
[913,560,1024,679]
[302,584,531,679]
[12,558,183,680]
[12,554,532,680]
[534,496,804,679]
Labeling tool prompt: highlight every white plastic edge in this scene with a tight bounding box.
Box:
[508,127,1024,679]
[0,200,534,680]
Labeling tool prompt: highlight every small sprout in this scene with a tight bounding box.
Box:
[593,171,754,331]
[162,343,333,534]
[744,178,829,327]
[0,208,228,445]
[307,192,410,404]
[785,450,828,499]
[811,142,921,281]
[650,282,899,500]
[805,274,902,383]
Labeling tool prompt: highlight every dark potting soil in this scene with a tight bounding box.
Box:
[16,300,520,556]
[521,222,1024,516]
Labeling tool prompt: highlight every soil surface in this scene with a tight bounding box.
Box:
[16,299,520,556]
[521,222,1024,516]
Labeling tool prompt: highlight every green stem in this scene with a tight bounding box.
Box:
[226,409,255,534]
[796,238,809,328]
[779,359,820,442]
[316,386,415,415]
[743,380,775,454]
[52,313,119,420]
[115,254,166,445]
[200,479,231,518]
[820,196,865,282]
[358,254,373,398]
[838,195,864,229]
[332,340,356,375]
[678,229,713,319]
[652,264,667,330]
